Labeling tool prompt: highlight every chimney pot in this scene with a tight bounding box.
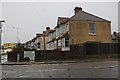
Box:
[113,32,116,34]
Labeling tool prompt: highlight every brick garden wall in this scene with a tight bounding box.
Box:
[7,43,119,62]
[35,43,119,61]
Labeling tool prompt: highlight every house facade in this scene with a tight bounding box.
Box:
[24,27,51,51]
[55,17,70,51]
[47,30,56,50]
[47,7,112,51]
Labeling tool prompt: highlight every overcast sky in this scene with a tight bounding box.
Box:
[1,1,118,44]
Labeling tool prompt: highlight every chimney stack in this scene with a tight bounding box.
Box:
[113,32,117,37]
[46,27,50,31]
[43,31,46,34]
[74,7,82,14]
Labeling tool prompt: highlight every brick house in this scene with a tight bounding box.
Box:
[25,27,52,50]
[34,27,51,50]
[47,29,56,50]
[47,7,112,51]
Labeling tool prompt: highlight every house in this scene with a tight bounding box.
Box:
[47,29,56,50]
[38,27,51,50]
[24,27,52,50]
[112,32,120,43]
[24,40,32,50]
[47,7,112,51]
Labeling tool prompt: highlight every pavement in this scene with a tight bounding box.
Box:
[1,58,119,65]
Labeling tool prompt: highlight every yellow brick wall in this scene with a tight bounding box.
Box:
[69,21,112,45]
[40,36,48,50]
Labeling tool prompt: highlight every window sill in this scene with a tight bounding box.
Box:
[88,34,96,36]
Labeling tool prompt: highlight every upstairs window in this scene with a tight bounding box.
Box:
[65,38,69,47]
[88,23,96,35]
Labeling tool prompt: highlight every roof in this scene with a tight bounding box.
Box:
[55,17,69,29]
[0,20,5,22]
[57,31,70,40]
[36,33,43,37]
[55,8,110,28]
[47,38,56,44]
[49,29,56,34]
[70,10,110,22]
[57,17,69,25]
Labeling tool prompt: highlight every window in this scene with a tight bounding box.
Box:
[62,38,64,47]
[58,40,61,48]
[88,23,96,35]
[65,38,69,47]
[54,41,56,49]
[37,42,40,48]
[60,26,64,33]
[66,23,69,32]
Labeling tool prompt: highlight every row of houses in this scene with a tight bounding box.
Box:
[24,6,119,52]
[24,27,51,50]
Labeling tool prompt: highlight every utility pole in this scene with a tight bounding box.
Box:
[0,20,5,63]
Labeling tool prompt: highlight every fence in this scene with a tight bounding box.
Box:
[70,43,119,57]
[7,43,119,62]
[35,43,119,61]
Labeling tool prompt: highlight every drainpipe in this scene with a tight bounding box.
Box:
[56,40,58,50]
[43,35,46,51]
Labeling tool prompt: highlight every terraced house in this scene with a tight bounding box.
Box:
[47,7,112,51]
[25,27,52,50]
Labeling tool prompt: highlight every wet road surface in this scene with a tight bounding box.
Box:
[2,60,118,78]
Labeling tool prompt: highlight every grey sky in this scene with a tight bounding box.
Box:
[2,2,118,43]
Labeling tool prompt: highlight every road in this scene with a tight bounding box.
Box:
[2,60,118,78]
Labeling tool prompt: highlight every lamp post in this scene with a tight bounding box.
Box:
[0,20,5,48]
[0,20,5,63]
[13,27,20,62]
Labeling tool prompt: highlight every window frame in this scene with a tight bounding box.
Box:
[88,23,96,35]
[65,38,69,47]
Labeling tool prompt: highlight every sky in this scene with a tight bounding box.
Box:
[0,1,118,44]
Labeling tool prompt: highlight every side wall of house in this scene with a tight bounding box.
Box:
[40,36,48,50]
[69,21,112,45]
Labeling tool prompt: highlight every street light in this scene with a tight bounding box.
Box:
[13,27,20,62]
[0,20,5,63]
[0,20,5,32]
[0,20,5,46]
